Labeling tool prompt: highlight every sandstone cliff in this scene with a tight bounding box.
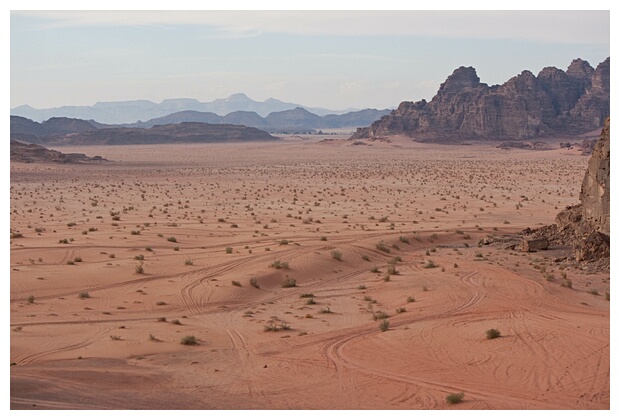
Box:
[353,58,609,141]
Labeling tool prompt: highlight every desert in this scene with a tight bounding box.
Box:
[9,135,610,409]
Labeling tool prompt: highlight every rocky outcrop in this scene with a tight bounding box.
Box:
[353,58,609,141]
[580,117,610,236]
[10,140,107,164]
[525,119,610,264]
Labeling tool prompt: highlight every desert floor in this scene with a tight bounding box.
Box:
[9,136,610,409]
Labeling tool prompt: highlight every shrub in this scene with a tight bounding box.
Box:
[157,317,167,322]
[167,236,177,243]
[225,247,233,254]
[180,335,198,345]
[300,293,314,298]
[358,285,366,290]
[445,392,464,404]
[373,311,389,321]
[74,256,82,263]
[27,295,35,304]
[271,260,289,269]
[361,255,370,261]
[561,279,573,289]
[134,254,145,261]
[376,241,390,253]
[424,260,438,269]
[145,246,153,252]
[589,289,599,296]
[396,307,406,314]
[407,296,415,303]
[306,298,316,305]
[110,335,121,341]
[379,319,390,332]
[320,236,327,241]
[135,263,144,274]
[370,266,380,273]
[605,292,610,301]
[485,328,501,339]
[185,258,193,265]
[399,236,409,244]
[331,250,343,261]
[281,278,297,288]
[279,239,289,245]
[171,319,182,325]
[319,307,332,314]
[78,291,90,299]
[387,265,399,275]
[249,277,260,289]
[231,280,242,287]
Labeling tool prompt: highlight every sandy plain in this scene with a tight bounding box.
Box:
[9,135,610,409]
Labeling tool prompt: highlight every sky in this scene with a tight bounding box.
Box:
[8,4,611,111]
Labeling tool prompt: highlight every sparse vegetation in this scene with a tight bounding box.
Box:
[331,250,343,261]
[78,291,90,299]
[271,260,289,269]
[249,277,260,288]
[379,319,390,332]
[281,278,297,288]
[376,241,390,253]
[485,328,501,339]
[446,392,465,405]
[180,335,198,345]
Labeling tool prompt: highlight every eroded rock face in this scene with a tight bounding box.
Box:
[353,58,609,141]
[580,117,610,236]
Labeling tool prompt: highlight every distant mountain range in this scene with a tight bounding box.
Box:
[10,116,276,146]
[353,57,610,141]
[11,93,379,125]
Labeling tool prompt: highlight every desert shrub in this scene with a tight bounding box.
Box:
[445,392,464,404]
[78,291,90,299]
[59,238,69,244]
[155,301,166,306]
[167,236,177,243]
[225,247,233,254]
[424,260,438,269]
[396,307,406,314]
[180,335,198,345]
[370,266,380,273]
[331,250,343,261]
[358,285,366,290]
[135,263,144,274]
[231,280,242,287]
[171,319,182,325]
[281,278,297,288]
[157,317,167,322]
[300,293,314,298]
[185,258,193,265]
[399,236,409,244]
[320,236,327,241]
[379,319,390,332]
[383,274,391,282]
[407,296,415,303]
[605,292,610,301]
[110,335,121,341]
[74,257,82,262]
[373,311,389,321]
[361,255,370,261]
[376,241,390,253]
[131,230,141,235]
[485,328,501,339]
[249,277,260,289]
[306,298,317,305]
[27,295,35,304]
[279,239,289,245]
[271,260,289,269]
[589,289,599,296]
[145,246,153,252]
[319,307,332,314]
[387,265,399,275]
[561,279,573,289]
[134,254,145,261]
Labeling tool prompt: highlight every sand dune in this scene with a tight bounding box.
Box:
[10,136,609,409]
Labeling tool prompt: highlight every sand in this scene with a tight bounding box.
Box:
[9,136,610,409]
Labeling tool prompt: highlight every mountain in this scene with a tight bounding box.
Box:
[21,122,276,146]
[10,116,98,143]
[125,108,391,132]
[10,93,367,124]
[352,57,610,141]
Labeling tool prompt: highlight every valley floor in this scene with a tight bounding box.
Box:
[9,137,610,409]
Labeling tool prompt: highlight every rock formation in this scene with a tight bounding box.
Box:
[352,57,609,141]
[10,140,106,164]
[530,118,610,264]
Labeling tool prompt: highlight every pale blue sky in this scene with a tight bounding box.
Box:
[9,8,611,111]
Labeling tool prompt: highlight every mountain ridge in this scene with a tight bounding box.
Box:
[352,57,610,141]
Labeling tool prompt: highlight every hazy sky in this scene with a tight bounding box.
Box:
[9,7,611,111]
